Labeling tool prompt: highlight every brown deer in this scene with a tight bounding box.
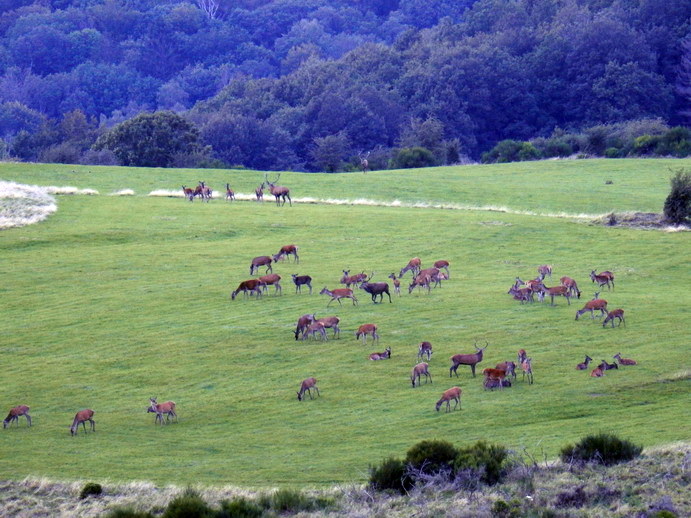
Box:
[613,353,637,366]
[411,362,432,387]
[517,349,527,365]
[603,309,625,327]
[484,377,512,389]
[340,270,369,288]
[250,256,273,275]
[576,355,593,370]
[359,151,370,173]
[3,405,31,428]
[538,284,572,305]
[225,183,235,201]
[598,360,618,371]
[590,366,605,377]
[258,273,282,295]
[264,173,292,206]
[297,377,319,401]
[273,244,299,263]
[418,341,433,361]
[435,387,461,412]
[317,316,341,339]
[537,264,553,279]
[301,321,328,341]
[388,273,401,296]
[255,183,264,202]
[399,257,421,278]
[355,323,379,344]
[559,276,581,298]
[434,260,450,278]
[590,270,614,290]
[320,287,358,307]
[231,279,264,300]
[575,298,608,320]
[294,313,316,340]
[359,279,392,303]
[181,185,195,201]
[198,181,212,202]
[508,281,534,304]
[70,409,95,436]
[483,368,508,389]
[291,274,312,294]
[495,361,516,379]
[369,347,391,360]
[148,398,177,425]
[521,357,534,384]
[450,342,488,378]
[408,268,440,294]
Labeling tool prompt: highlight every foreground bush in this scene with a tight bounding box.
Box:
[406,439,458,476]
[454,440,509,486]
[369,457,414,494]
[560,433,642,466]
[163,488,214,518]
[79,482,103,499]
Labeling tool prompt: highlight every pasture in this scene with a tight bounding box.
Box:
[0,159,689,487]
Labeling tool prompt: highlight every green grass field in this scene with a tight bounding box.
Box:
[0,159,689,487]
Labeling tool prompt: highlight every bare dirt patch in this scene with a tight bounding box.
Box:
[593,211,689,231]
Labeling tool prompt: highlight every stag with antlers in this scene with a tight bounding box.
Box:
[358,151,370,174]
[264,173,292,206]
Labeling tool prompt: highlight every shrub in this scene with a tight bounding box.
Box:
[392,146,436,168]
[406,439,458,476]
[218,497,263,518]
[39,143,82,164]
[517,142,541,161]
[604,147,621,158]
[663,169,691,225]
[632,134,661,155]
[559,432,642,466]
[453,440,508,485]
[534,137,573,158]
[368,456,414,494]
[491,499,522,518]
[79,482,103,499]
[659,127,691,157]
[482,139,522,163]
[163,488,214,518]
[268,488,320,513]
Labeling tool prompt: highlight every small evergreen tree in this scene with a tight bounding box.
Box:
[663,169,691,225]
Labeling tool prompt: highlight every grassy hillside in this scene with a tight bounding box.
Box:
[0,160,689,487]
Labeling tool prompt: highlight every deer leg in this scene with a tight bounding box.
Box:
[470,364,476,377]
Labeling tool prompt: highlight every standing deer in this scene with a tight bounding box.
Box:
[538,265,553,278]
[613,353,637,366]
[603,309,625,327]
[576,355,593,370]
[411,362,432,387]
[320,287,358,307]
[359,279,392,303]
[495,361,517,379]
[418,342,433,361]
[434,260,450,278]
[538,284,572,305]
[255,183,264,202]
[182,185,195,201]
[273,245,299,263]
[225,183,235,201]
[297,378,319,401]
[450,342,488,378]
[559,276,581,298]
[3,405,31,428]
[292,274,313,294]
[590,270,614,290]
[355,323,379,344]
[258,273,282,295]
[340,270,369,288]
[399,257,421,278]
[198,181,212,202]
[369,347,391,360]
[521,357,534,384]
[149,398,177,425]
[294,313,316,340]
[231,279,264,300]
[359,151,370,173]
[250,256,273,275]
[70,409,95,436]
[435,387,461,412]
[388,273,401,296]
[517,349,527,365]
[301,321,328,341]
[575,298,608,320]
[264,173,292,206]
[317,316,341,339]
[483,368,508,389]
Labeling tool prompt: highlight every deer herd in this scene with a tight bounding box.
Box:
[181,173,292,206]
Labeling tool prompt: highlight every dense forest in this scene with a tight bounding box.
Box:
[0,0,690,171]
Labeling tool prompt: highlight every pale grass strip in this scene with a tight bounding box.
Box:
[0,181,57,230]
[108,189,135,196]
[43,186,99,195]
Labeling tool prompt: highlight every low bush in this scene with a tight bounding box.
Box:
[392,146,436,168]
[663,169,691,224]
[79,482,103,499]
[163,488,214,518]
[268,488,323,513]
[454,440,508,485]
[218,497,264,518]
[559,432,642,466]
[406,439,458,476]
[368,456,414,494]
[491,499,522,518]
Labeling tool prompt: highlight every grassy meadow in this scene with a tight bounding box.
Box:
[0,159,689,487]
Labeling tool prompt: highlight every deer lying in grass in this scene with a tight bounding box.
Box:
[613,353,637,366]
[291,274,312,295]
[576,355,593,370]
[603,309,625,327]
[411,362,432,387]
[70,409,95,436]
[590,366,604,377]
[320,287,358,307]
[294,313,316,340]
[369,347,391,360]
[435,387,461,412]
[355,323,378,344]
[231,279,263,300]
[450,342,487,378]
[599,360,618,371]
[297,378,319,401]
[483,368,508,389]
[3,405,31,428]
[149,398,177,425]
[508,281,534,304]
[418,342,433,361]
[484,377,511,390]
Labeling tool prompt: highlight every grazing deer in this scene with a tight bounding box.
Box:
[369,347,391,360]
[255,183,264,202]
[559,276,581,299]
[340,270,369,288]
[181,185,195,201]
[603,309,625,327]
[599,360,618,371]
[70,409,95,436]
[590,270,614,290]
[418,342,433,361]
[590,366,604,377]
[408,268,439,294]
[193,183,204,199]
[317,316,341,339]
[399,257,421,278]
[149,398,177,425]
[359,279,392,303]
[264,173,292,206]
[320,287,358,307]
[250,256,273,275]
[538,284,572,305]
[302,321,328,341]
[3,405,31,428]
[291,274,312,295]
[576,355,593,370]
[225,183,235,201]
[388,273,401,296]
[273,244,299,263]
[231,279,264,300]
[521,357,534,384]
[434,260,450,278]
[355,323,379,344]
[613,353,637,366]
[359,151,370,173]
[538,265,552,279]
[575,298,608,320]
[495,361,516,379]
[297,377,319,401]
[435,387,461,412]
[450,342,488,378]
[294,313,316,340]
[483,368,508,389]
[258,274,282,295]
[411,362,432,387]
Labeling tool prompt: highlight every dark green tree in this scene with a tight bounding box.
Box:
[663,169,691,225]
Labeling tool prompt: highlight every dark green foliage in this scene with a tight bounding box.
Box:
[218,498,263,518]
[368,457,414,494]
[105,508,154,518]
[267,488,318,513]
[482,140,542,163]
[559,433,642,466]
[663,169,691,225]
[163,489,214,518]
[491,499,522,518]
[79,482,103,499]
[454,441,508,486]
[392,147,436,169]
[405,439,458,475]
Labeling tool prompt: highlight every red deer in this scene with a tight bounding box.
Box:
[250,256,273,275]
[3,405,31,428]
[517,349,527,365]
[613,353,637,366]
[603,309,625,327]
[181,185,195,201]
[484,377,511,389]
[302,321,328,341]
[483,368,507,389]
[225,183,235,201]
[231,279,263,300]
[521,357,534,384]
[355,323,379,344]
[590,270,614,290]
[359,279,392,303]
[411,362,432,387]
[297,377,319,401]
[291,274,312,294]
[294,313,316,340]
[575,298,608,320]
[70,409,95,436]
[258,273,282,295]
[450,342,488,378]
[560,276,581,299]
[255,183,264,202]
[320,287,358,307]
[591,366,604,377]
[388,273,401,296]
[264,173,292,206]
[148,397,177,425]
[359,151,370,173]
[598,360,618,371]
[340,270,369,288]
[193,184,204,199]
[317,316,341,339]
[408,268,439,294]
[273,244,299,263]
[369,347,391,360]
[495,361,516,379]
[576,355,593,370]
[537,264,552,279]
[435,387,461,412]
[399,257,421,278]
[418,341,433,361]
[508,281,534,304]
[198,181,212,202]
[434,260,450,278]
[538,284,572,305]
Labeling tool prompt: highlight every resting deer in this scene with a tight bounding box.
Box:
[599,360,618,371]
[603,309,625,327]
[264,173,292,206]
[297,378,319,401]
[435,387,461,412]
[355,323,379,344]
[450,342,487,378]
[70,409,95,436]
[320,287,358,307]
[576,355,593,370]
[3,405,31,428]
[369,347,391,360]
[590,366,604,377]
[613,353,637,366]
[411,362,432,387]
[418,342,433,361]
